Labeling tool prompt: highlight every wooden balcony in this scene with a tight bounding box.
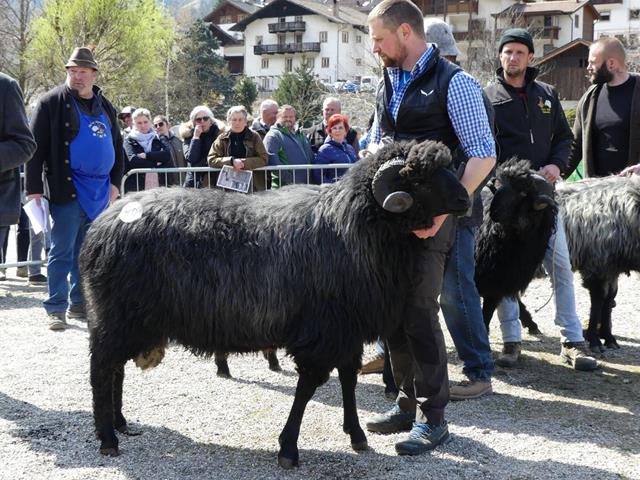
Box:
[414,0,478,16]
[446,0,478,15]
[268,21,306,33]
[254,42,321,55]
[590,0,622,4]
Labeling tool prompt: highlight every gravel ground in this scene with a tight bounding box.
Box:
[1,267,639,480]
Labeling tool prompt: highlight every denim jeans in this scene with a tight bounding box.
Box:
[440,225,494,381]
[44,200,90,314]
[497,213,584,344]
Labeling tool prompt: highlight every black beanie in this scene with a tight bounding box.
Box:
[499,28,534,54]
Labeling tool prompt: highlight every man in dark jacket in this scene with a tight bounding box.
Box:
[250,99,279,139]
[364,0,495,456]
[566,37,640,178]
[0,73,37,278]
[485,28,597,371]
[26,47,123,331]
[304,97,359,155]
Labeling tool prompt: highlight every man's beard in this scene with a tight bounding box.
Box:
[380,44,407,68]
[591,62,614,85]
[504,65,525,79]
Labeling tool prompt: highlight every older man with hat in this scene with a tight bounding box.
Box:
[26,46,124,331]
[484,28,598,371]
[118,106,136,135]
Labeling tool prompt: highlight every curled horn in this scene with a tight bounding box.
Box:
[371,157,414,213]
[531,173,555,210]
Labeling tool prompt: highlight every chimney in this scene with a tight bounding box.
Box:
[333,0,338,17]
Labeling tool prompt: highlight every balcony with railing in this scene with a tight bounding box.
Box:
[268,21,306,33]
[446,0,478,15]
[254,42,321,55]
[590,0,622,4]
[414,0,478,16]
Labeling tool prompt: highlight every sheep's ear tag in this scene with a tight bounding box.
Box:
[119,201,143,223]
[383,191,414,212]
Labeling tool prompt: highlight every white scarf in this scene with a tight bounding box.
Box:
[129,129,156,153]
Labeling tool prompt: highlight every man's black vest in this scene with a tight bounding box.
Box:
[376,48,461,151]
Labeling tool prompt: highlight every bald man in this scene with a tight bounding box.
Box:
[566,37,640,178]
[305,97,359,154]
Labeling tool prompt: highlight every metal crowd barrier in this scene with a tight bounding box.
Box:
[0,164,354,273]
[120,164,355,195]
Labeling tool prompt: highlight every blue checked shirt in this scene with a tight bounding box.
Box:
[367,45,495,160]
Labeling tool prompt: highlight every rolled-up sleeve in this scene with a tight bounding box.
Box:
[447,72,496,159]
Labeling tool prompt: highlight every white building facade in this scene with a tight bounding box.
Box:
[231,0,379,90]
[592,0,640,48]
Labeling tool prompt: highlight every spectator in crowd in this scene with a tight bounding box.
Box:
[425,18,495,401]
[118,106,135,135]
[0,72,37,281]
[364,0,495,456]
[123,108,172,192]
[312,113,357,184]
[251,99,279,139]
[154,114,185,186]
[305,97,359,155]
[485,28,597,371]
[180,105,223,188]
[566,36,640,178]
[15,200,48,284]
[208,105,269,192]
[26,47,123,331]
[263,105,314,187]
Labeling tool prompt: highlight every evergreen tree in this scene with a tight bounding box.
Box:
[273,62,324,127]
[233,75,258,114]
[167,19,235,122]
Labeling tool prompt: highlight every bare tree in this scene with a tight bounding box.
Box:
[0,0,38,103]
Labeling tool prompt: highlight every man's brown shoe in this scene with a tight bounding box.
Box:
[561,342,598,371]
[360,355,384,374]
[449,379,492,401]
[495,342,521,368]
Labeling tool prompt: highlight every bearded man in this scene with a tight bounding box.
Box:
[566,36,640,178]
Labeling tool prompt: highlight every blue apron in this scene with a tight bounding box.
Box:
[70,97,115,220]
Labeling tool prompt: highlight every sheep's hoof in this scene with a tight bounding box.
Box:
[269,362,282,372]
[277,455,299,469]
[351,440,369,451]
[527,326,543,336]
[604,338,620,350]
[116,424,142,436]
[216,371,232,379]
[99,446,119,457]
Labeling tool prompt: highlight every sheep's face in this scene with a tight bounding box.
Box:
[371,140,470,226]
[490,159,556,230]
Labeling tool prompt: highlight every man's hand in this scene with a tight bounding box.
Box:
[27,193,43,207]
[110,185,119,202]
[618,164,640,177]
[412,214,448,239]
[539,164,560,183]
[193,124,203,139]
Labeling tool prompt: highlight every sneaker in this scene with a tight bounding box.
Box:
[561,342,599,371]
[16,266,28,278]
[495,342,521,368]
[395,421,450,455]
[365,404,415,433]
[0,269,5,281]
[48,312,67,331]
[67,303,87,319]
[449,379,492,401]
[28,274,47,285]
[360,354,384,375]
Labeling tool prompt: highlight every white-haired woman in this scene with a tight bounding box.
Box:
[179,105,223,188]
[207,105,268,192]
[123,108,172,192]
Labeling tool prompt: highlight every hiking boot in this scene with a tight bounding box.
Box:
[495,342,521,368]
[561,342,599,371]
[48,312,67,331]
[28,274,47,285]
[449,379,493,401]
[67,303,87,320]
[395,421,450,455]
[360,354,384,375]
[16,266,28,278]
[365,404,415,433]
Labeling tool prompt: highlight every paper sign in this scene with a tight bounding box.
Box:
[23,198,49,235]
[216,165,252,194]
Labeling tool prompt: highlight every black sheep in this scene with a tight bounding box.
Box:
[475,159,558,329]
[80,140,470,468]
[520,175,640,351]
